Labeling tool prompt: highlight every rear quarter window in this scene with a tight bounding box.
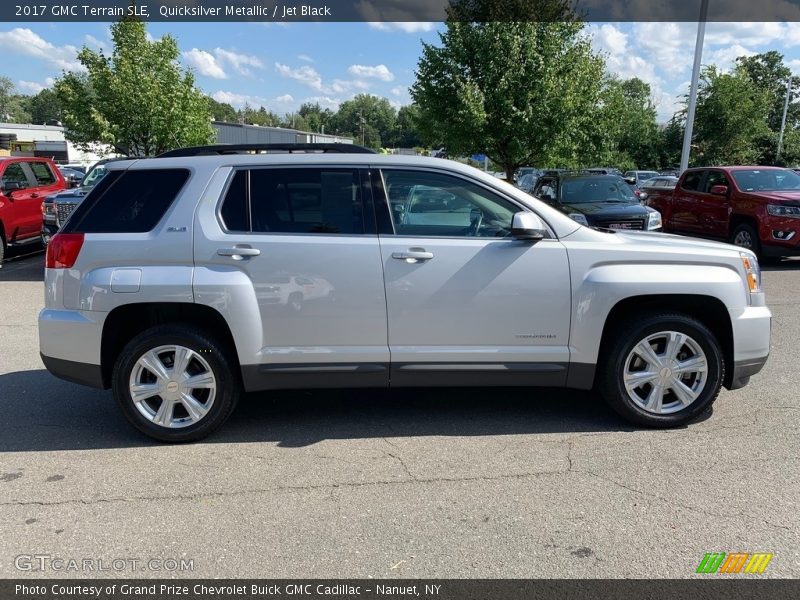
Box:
[28,162,56,186]
[62,169,190,233]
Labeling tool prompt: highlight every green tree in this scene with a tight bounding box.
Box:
[735,51,799,132]
[28,88,63,124]
[239,104,281,127]
[0,76,32,122]
[395,104,423,148]
[207,96,237,122]
[329,94,397,148]
[691,66,771,166]
[55,19,214,156]
[411,18,605,179]
[298,102,334,133]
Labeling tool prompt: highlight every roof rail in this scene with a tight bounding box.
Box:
[157,143,376,158]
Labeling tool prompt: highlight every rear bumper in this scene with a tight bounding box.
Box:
[40,354,105,389]
[39,308,107,388]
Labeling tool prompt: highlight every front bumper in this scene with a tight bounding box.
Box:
[726,303,771,390]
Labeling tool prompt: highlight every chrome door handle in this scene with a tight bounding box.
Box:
[392,249,434,262]
[217,246,261,259]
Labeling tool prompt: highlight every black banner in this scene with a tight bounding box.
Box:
[2,0,800,23]
[2,580,800,600]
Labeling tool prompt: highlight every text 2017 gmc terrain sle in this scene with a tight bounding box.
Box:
[39,145,771,442]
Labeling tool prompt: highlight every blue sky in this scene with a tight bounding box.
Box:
[2,21,800,123]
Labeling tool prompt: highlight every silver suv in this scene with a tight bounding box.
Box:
[38,144,771,442]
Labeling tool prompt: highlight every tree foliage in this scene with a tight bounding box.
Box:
[412,20,605,178]
[55,19,214,156]
[329,94,397,149]
[690,66,771,166]
[0,76,32,123]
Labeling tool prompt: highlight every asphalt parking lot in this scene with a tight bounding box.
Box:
[0,247,798,579]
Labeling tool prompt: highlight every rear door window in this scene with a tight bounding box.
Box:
[218,168,368,235]
[27,161,56,186]
[63,169,190,233]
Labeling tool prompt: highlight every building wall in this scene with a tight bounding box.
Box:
[0,123,117,166]
[213,122,353,145]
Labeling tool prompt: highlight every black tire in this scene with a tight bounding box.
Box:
[598,313,724,428]
[112,325,241,442]
[0,233,5,266]
[730,223,761,257]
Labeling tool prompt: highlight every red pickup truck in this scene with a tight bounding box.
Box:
[645,166,800,260]
[0,156,66,265]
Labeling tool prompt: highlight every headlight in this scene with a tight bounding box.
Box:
[740,252,762,294]
[766,204,800,218]
[647,210,662,230]
[568,213,589,226]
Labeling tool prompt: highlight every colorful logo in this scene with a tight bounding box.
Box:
[696,552,773,574]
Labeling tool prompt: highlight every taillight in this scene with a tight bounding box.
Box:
[46,233,84,269]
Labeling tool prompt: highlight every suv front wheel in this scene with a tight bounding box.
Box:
[599,313,724,427]
[112,325,240,442]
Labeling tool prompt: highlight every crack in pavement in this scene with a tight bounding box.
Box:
[583,470,793,534]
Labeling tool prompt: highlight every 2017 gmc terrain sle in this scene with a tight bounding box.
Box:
[39,144,771,442]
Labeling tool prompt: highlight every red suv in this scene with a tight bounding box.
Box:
[645,166,800,260]
[0,156,66,264]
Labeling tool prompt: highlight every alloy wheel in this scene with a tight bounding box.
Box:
[128,345,217,428]
[622,331,708,415]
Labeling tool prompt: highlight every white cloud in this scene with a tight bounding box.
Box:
[368,22,435,33]
[348,64,395,81]
[297,54,314,63]
[83,34,108,53]
[183,48,227,79]
[212,90,265,108]
[0,28,82,71]
[274,94,294,103]
[390,86,406,96]
[17,80,45,94]
[275,62,325,91]
[183,47,264,79]
[275,62,372,94]
[707,44,756,72]
[213,48,264,76]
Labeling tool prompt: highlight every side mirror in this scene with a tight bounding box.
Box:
[710,184,728,195]
[511,212,547,242]
[624,177,637,185]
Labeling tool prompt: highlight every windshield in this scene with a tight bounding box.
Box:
[81,164,108,187]
[560,177,637,204]
[731,169,800,192]
[639,171,660,180]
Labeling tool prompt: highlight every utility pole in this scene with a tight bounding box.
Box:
[680,0,710,173]
[778,75,792,161]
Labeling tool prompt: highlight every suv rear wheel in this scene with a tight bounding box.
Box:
[598,313,724,427]
[112,325,240,442]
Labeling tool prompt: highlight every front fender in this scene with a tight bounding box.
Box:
[569,262,746,366]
